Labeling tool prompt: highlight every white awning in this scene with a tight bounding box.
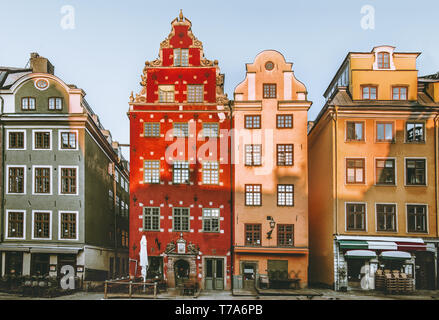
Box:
[380,251,412,260]
[345,250,377,259]
[367,241,397,250]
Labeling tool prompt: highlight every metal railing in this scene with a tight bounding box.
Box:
[104,279,158,299]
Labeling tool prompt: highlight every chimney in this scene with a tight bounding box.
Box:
[30,52,55,75]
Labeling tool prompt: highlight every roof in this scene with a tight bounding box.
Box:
[0,67,32,89]
[419,72,439,82]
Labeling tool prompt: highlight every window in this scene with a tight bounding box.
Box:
[60,212,77,240]
[277,225,294,246]
[48,97,62,110]
[60,167,77,194]
[21,97,36,110]
[277,144,293,166]
[346,203,366,231]
[202,161,219,185]
[406,122,424,143]
[376,122,394,142]
[346,159,365,184]
[8,167,25,193]
[173,123,189,137]
[8,131,25,149]
[173,208,190,232]
[263,84,276,98]
[277,184,294,206]
[34,212,50,239]
[245,144,262,166]
[406,159,426,185]
[173,48,189,67]
[346,121,364,141]
[173,161,189,184]
[34,167,51,194]
[60,132,77,149]
[245,184,261,206]
[377,52,390,69]
[362,86,377,100]
[108,190,114,210]
[144,123,160,137]
[143,207,160,231]
[245,115,261,129]
[34,131,51,149]
[121,230,129,248]
[7,211,24,238]
[376,204,396,232]
[392,87,407,100]
[277,115,293,128]
[245,224,261,246]
[144,160,160,184]
[202,208,220,232]
[158,85,175,103]
[376,159,395,185]
[202,123,218,138]
[407,205,427,233]
[187,85,204,103]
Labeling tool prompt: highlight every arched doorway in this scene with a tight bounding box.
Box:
[174,259,190,286]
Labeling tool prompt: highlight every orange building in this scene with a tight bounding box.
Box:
[308,46,439,291]
[232,50,311,290]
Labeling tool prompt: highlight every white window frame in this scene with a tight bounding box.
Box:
[58,211,79,241]
[374,203,398,233]
[32,129,52,151]
[404,157,427,187]
[374,157,397,186]
[58,130,79,151]
[31,210,52,240]
[6,129,26,150]
[202,161,219,185]
[405,203,429,234]
[6,165,27,195]
[5,209,26,240]
[32,165,53,195]
[58,165,79,196]
[345,202,368,232]
[344,157,367,185]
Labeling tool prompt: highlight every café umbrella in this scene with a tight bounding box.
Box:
[139,235,149,283]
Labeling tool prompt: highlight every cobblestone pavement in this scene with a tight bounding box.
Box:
[1,288,439,300]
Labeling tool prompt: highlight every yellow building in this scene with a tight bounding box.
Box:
[232,50,311,290]
[308,46,439,291]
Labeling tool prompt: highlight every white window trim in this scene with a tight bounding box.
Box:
[344,120,366,143]
[344,157,367,185]
[143,207,161,231]
[58,165,79,196]
[32,165,53,195]
[31,210,52,240]
[374,203,398,233]
[374,120,396,143]
[404,157,428,187]
[32,129,52,151]
[6,165,27,195]
[374,157,397,186]
[58,130,79,151]
[345,202,368,232]
[405,203,429,234]
[5,209,26,240]
[58,211,79,241]
[404,121,427,144]
[172,207,190,232]
[201,208,220,233]
[372,47,396,71]
[6,129,26,150]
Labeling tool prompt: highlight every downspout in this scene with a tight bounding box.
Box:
[229,100,234,291]
[332,105,339,290]
[434,112,439,289]
[113,161,117,278]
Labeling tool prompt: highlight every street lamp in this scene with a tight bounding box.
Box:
[266,216,276,239]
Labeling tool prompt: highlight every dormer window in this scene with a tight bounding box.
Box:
[174,48,189,67]
[377,52,390,69]
[362,85,377,100]
[21,97,36,110]
[48,97,63,110]
[158,85,175,103]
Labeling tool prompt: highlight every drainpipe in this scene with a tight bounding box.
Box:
[434,112,439,289]
[112,161,117,278]
[331,106,339,290]
[229,100,234,291]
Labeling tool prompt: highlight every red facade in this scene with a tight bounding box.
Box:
[128,12,232,290]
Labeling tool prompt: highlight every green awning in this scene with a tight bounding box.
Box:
[339,240,368,249]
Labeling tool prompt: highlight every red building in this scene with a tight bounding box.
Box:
[128,11,231,290]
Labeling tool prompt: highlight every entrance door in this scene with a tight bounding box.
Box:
[416,251,435,290]
[242,263,257,290]
[5,252,23,276]
[205,258,224,290]
[174,259,190,287]
[268,260,288,288]
[31,253,50,276]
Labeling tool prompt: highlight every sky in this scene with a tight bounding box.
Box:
[1,0,439,160]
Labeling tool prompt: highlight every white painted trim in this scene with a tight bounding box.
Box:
[32,129,52,151]
[4,125,84,129]
[404,157,428,186]
[344,157,367,185]
[31,210,52,240]
[344,202,368,232]
[374,202,398,233]
[374,157,397,186]
[404,120,427,144]
[58,165,79,196]
[32,165,53,195]
[5,165,27,195]
[405,203,429,234]
[5,209,26,240]
[335,235,424,243]
[58,129,79,151]
[6,129,26,150]
[344,120,366,143]
[58,211,79,241]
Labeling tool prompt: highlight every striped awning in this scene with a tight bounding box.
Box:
[338,237,425,252]
[345,250,377,259]
[396,242,427,251]
[380,251,412,260]
[339,240,368,249]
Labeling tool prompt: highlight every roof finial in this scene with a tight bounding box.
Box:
[179,9,183,21]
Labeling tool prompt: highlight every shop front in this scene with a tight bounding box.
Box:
[335,236,434,291]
